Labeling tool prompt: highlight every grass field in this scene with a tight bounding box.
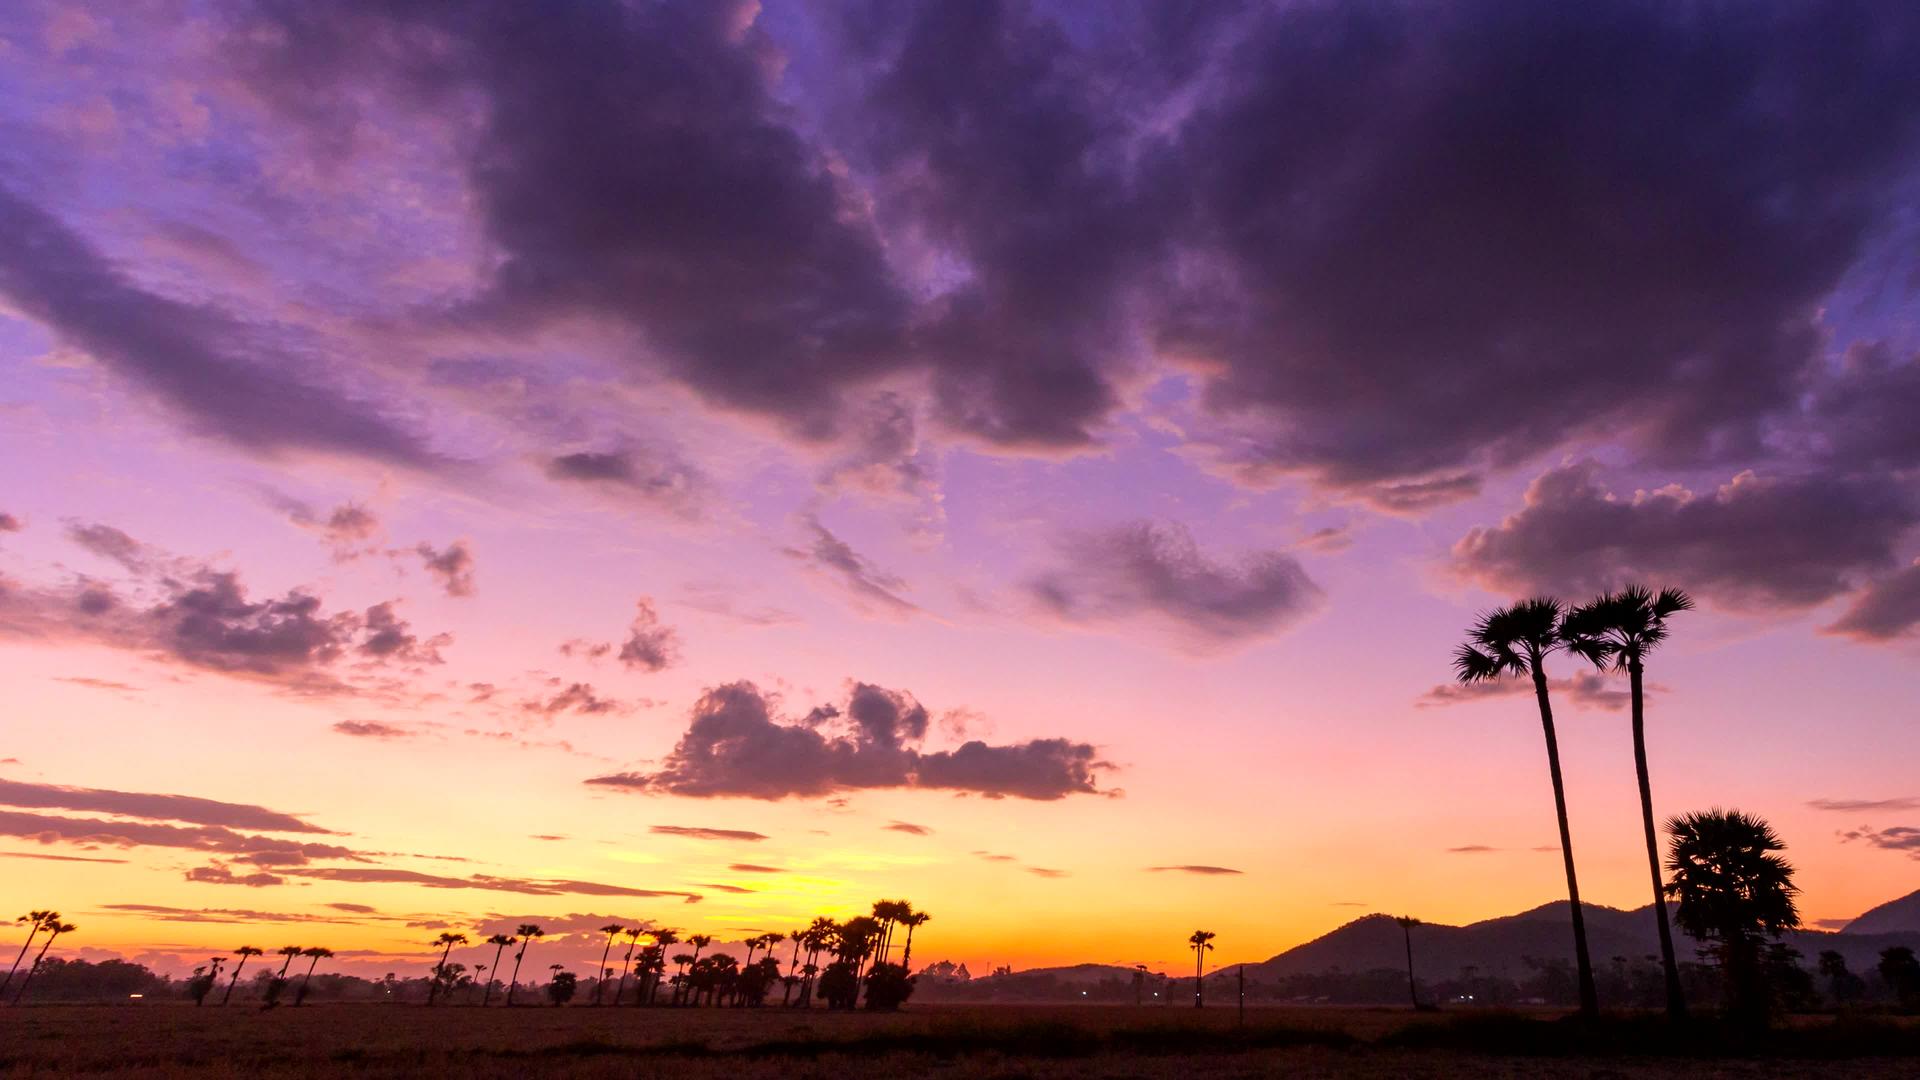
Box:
[3,1003,1916,1077]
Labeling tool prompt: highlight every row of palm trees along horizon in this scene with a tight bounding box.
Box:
[4,900,934,1010]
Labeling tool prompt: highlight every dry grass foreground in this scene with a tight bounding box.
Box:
[3,1003,1917,1078]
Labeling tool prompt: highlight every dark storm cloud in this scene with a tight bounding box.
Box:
[0,778,325,833]
[0,185,432,464]
[233,0,910,439]
[845,0,1165,449]
[1164,2,1920,495]
[784,516,918,616]
[648,825,769,843]
[415,541,476,598]
[1027,521,1321,647]
[585,681,1105,800]
[545,449,705,519]
[1451,461,1918,611]
[1825,561,1920,641]
[1147,865,1242,876]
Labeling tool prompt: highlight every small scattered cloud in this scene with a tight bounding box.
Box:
[1810,797,1920,813]
[884,821,932,836]
[1825,560,1920,642]
[1839,825,1920,857]
[1026,867,1069,879]
[0,777,326,833]
[1147,865,1243,875]
[331,720,418,740]
[415,541,476,597]
[1417,670,1641,712]
[784,515,919,617]
[649,825,769,843]
[727,863,782,874]
[545,447,704,519]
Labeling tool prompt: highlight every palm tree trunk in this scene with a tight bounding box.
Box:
[299,955,321,1006]
[507,947,526,1006]
[1402,924,1417,1008]
[222,955,249,1005]
[10,929,60,1005]
[1630,659,1686,1020]
[483,942,507,1006]
[1,924,39,998]
[429,942,454,1005]
[594,934,616,1005]
[901,924,918,972]
[1532,665,1600,1018]
[1194,951,1203,1008]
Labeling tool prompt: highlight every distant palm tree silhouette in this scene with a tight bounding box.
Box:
[591,924,624,1005]
[1187,930,1215,1007]
[2,910,55,998]
[1455,597,1600,1018]
[428,932,469,1005]
[899,910,932,971]
[480,934,515,1006]
[1395,917,1423,1009]
[646,929,680,1005]
[9,918,75,1004]
[223,946,262,1005]
[1665,809,1799,1026]
[296,947,333,1005]
[613,926,643,1005]
[782,928,806,1005]
[681,935,712,1006]
[1567,585,1694,1020]
[506,925,543,1006]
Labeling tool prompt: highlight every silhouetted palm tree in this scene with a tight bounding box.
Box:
[646,929,680,1004]
[1395,917,1423,1008]
[1567,584,1694,1020]
[614,926,643,1005]
[1666,809,1800,1026]
[592,924,624,1004]
[427,932,469,1004]
[223,946,262,1005]
[9,919,74,1004]
[781,928,805,1005]
[296,947,333,1005]
[481,934,514,1006]
[899,910,931,971]
[2,910,55,998]
[506,924,543,1006]
[1455,597,1600,1017]
[1187,930,1215,1007]
[681,935,711,1005]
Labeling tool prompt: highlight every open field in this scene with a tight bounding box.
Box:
[3,1004,1917,1078]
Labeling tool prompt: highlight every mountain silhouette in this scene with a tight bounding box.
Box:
[1844,888,1920,935]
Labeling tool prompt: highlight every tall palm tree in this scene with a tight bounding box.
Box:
[275,945,304,980]
[506,925,543,1006]
[2,910,55,998]
[782,928,805,1005]
[9,919,75,1005]
[296,947,333,1006]
[899,910,931,972]
[1395,917,1423,1009]
[1455,597,1600,1017]
[481,934,515,1006]
[647,929,680,1005]
[1187,930,1215,1008]
[592,924,624,1004]
[1566,584,1695,1020]
[614,926,643,1006]
[427,932,469,1004]
[1665,809,1800,1025]
[223,946,263,1005]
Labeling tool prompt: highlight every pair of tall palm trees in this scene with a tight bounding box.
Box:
[4,910,77,1005]
[1454,584,1693,1020]
[1187,930,1215,1007]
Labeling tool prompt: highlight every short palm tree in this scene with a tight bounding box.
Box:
[296,947,333,1005]
[9,918,75,1004]
[1666,809,1799,1025]
[1187,930,1215,1007]
[1395,917,1423,1009]
[2,910,56,998]
[428,932,469,1004]
[1566,585,1695,1019]
[223,946,263,1005]
[506,925,543,1006]
[592,924,624,1004]
[1455,597,1599,1017]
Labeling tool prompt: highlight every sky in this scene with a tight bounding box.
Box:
[1,0,1918,981]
